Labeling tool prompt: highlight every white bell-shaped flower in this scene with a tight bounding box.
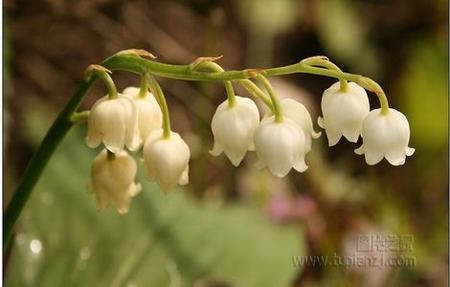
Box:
[143,129,190,191]
[318,81,370,146]
[88,149,142,214]
[210,96,260,166]
[254,116,308,177]
[265,98,321,152]
[86,95,140,153]
[355,108,415,165]
[122,87,163,142]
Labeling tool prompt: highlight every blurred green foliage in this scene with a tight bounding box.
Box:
[317,0,379,75]
[402,38,448,150]
[5,126,304,287]
[236,0,298,35]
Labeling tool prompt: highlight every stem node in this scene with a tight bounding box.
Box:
[115,49,157,59]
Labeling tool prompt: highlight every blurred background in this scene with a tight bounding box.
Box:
[3,0,448,286]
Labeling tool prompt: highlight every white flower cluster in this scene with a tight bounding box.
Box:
[85,80,414,213]
[210,81,414,175]
[86,86,189,213]
[210,96,320,177]
[318,81,414,165]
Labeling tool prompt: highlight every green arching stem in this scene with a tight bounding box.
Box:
[301,56,349,92]
[237,79,272,107]
[267,62,364,82]
[192,61,237,107]
[255,74,283,123]
[266,61,389,110]
[361,77,390,115]
[191,60,273,108]
[101,54,388,111]
[91,68,118,99]
[139,74,148,98]
[146,74,171,139]
[4,53,391,251]
[102,54,363,82]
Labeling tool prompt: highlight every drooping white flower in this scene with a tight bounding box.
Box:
[86,95,140,153]
[355,108,415,165]
[88,149,142,214]
[318,81,370,146]
[143,129,190,191]
[254,116,308,177]
[122,87,163,142]
[210,96,260,166]
[265,98,321,152]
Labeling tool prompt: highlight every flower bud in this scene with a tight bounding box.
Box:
[254,117,308,177]
[88,149,141,214]
[86,95,141,153]
[318,82,370,146]
[122,87,163,142]
[210,96,260,166]
[266,98,321,152]
[143,129,190,191]
[355,108,415,165]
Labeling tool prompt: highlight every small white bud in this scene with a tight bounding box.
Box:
[355,108,415,165]
[88,149,141,214]
[318,82,370,146]
[143,129,190,191]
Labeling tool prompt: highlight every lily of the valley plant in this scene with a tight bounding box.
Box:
[4,50,414,246]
